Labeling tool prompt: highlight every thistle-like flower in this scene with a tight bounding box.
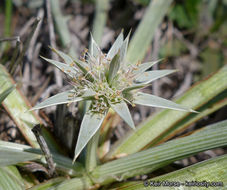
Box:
[32,32,195,162]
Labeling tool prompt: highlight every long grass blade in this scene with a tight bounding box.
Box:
[92,120,227,184]
[113,154,227,189]
[126,0,172,65]
[0,140,84,176]
[0,166,24,190]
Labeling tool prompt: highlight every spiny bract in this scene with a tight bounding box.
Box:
[32,32,195,162]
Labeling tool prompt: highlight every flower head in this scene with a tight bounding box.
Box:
[32,32,195,162]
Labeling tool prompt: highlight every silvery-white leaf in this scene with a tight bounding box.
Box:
[41,56,78,78]
[110,101,135,129]
[119,31,130,64]
[90,33,101,58]
[132,59,163,76]
[107,32,124,60]
[73,111,106,162]
[134,70,176,84]
[134,92,196,112]
[31,89,95,111]
[50,47,75,66]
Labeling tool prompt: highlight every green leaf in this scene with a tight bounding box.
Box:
[29,177,66,190]
[73,59,95,82]
[107,32,124,60]
[134,92,195,112]
[50,0,77,58]
[110,101,135,130]
[0,65,39,147]
[73,111,106,162]
[107,52,121,84]
[91,0,109,46]
[31,89,95,111]
[134,70,176,84]
[123,84,146,93]
[41,56,78,78]
[0,166,25,190]
[0,141,41,166]
[151,90,227,147]
[47,176,93,190]
[0,140,84,176]
[132,59,162,76]
[126,0,172,65]
[114,154,227,189]
[0,84,15,103]
[92,120,227,184]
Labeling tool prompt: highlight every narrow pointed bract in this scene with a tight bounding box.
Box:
[40,56,78,78]
[107,32,124,60]
[134,92,196,112]
[134,70,176,84]
[110,101,135,130]
[50,47,74,66]
[73,111,106,163]
[32,32,196,162]
[132,59,163,76]
[30,89,95,111]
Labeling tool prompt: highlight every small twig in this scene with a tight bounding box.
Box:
[0,36,20,43]
[27,9,44,63]
[19,17,35,37]
[32,124,57,177]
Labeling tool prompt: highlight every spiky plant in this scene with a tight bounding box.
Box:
[32,32,195,162]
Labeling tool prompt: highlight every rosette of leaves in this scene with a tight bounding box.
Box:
[32,32,195,162]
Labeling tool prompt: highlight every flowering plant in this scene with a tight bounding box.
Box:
[32,32,194,162]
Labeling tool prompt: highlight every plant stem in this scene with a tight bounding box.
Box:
[3,0,12,51]
[85,129,100,172]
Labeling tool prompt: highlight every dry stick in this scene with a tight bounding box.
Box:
[46,0,63,87]
[11,18,41,76]
[19,17,35,37]
[32,124,57,177]
[9,37,21,74]
[24,9,44,94]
